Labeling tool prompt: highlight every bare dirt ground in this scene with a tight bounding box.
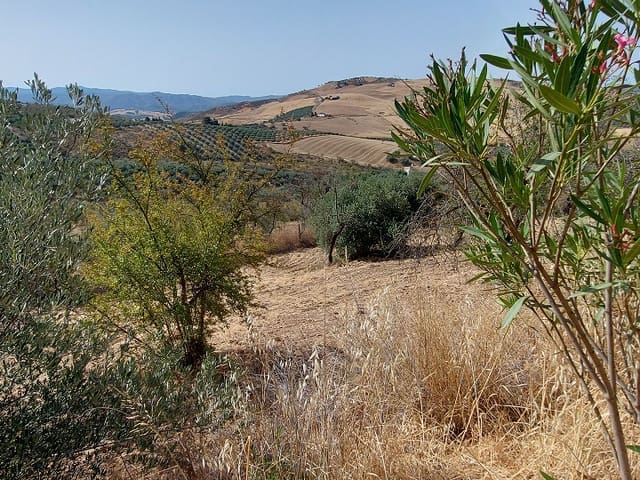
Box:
[212,248,494,352]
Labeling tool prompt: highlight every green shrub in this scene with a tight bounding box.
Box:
[87,132,266,369]
[0,320,128,479]
[310,171,424,260]
[0,77,129,478]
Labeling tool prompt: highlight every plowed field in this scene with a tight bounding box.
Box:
[269,135,398,167]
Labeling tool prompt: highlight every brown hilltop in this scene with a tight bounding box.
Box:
[183,77,518,168]
[186,77,431,167]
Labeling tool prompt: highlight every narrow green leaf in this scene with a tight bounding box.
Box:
[503,25,555,35]
[596,187,612,219]
[570,282,614,298]
[554,54,573,95]
[527,152,560,178]
[626,445,640,453]
[480,54,512,70]
[539,85,582,115]
[512,45,546,66]
[540,471,556,480]
[473,81,506,134]
[461,225,494,242]
[568,44,588,97]
[624,238,640,264]
[391,130,412,153]
[542,151,561,161]
[598,0,636,22]
[501,296,527,329]
[417,166,439,198]
[517,79,552,120]
[572,196,606,224]
[551,1,580,44]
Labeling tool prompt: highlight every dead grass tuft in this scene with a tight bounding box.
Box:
[266,222,316,254]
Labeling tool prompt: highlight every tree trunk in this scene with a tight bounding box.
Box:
[327,223,345,264]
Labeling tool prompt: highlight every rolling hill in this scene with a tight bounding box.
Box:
[187,76,431,167]
[194,76,427,138]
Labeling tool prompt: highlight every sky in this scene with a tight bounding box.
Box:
[1,1,539,97]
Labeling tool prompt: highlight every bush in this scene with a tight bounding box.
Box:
[0,77,130,478]
[395,2,640,477]
[0,76,250,480]
[0,320,128,478]
[87,132,266,369]
[310,171,424,261]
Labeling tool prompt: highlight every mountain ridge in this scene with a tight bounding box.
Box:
[7,85,280,116]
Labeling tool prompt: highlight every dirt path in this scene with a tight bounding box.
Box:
[212,248,481,351]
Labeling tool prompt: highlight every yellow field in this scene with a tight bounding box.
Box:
[269,134,399,167]
[189,78,524,169]
[217,79,427,138]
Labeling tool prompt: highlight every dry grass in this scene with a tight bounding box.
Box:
[266,222,316,254]
[109,266,640,478]
[217,80,428,137]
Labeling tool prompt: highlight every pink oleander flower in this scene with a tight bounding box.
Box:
[603,33,638,69]
[614,33,637,52]
[545,43,561,63]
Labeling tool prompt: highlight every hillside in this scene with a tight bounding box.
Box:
[184,77,432,167]
[109,76,521,168]
[197,77,427,137]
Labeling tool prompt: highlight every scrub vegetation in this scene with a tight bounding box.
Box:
[3,1,640,478]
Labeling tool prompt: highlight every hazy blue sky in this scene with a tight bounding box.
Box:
[2,1,538,97]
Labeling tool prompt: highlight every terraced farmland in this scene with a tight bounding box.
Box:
[269,134,398,167]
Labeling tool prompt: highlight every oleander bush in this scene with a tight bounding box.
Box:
[395,0,640,477]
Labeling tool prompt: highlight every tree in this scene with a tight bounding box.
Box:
[0,77,130,478]
[394,1,640,477]
[87,131,266,368]
[0,77,106,334]
[310,171,424,262]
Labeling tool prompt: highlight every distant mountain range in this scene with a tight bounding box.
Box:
[8,86,279,116]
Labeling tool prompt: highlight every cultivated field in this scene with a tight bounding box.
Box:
[188,78,527,168]
[268,134,398,167]
[215,79,427,139]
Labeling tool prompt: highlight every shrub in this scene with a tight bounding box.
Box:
[0,320,128,478]
[310,171,424,261]
[87,132,266,369]
[0,80,264,476]
[0,77,129,478]
[395,1,640,477]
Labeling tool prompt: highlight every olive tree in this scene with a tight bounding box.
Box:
[310,171,424,262]
[0,77,128,478]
